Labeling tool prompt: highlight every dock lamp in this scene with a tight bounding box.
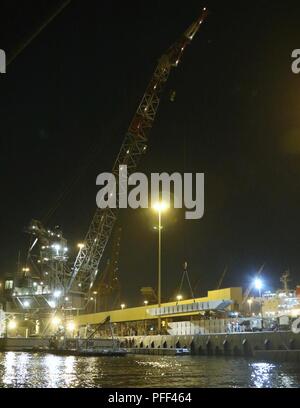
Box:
[66,321,76,336]
[51,316,61,327]
[120,303,126,310]
[254,278,263,297]
[176,294,183,301]
[23,300,30,309]
[152,201,169,334]
[7,320,17,331]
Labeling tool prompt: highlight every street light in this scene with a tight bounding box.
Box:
[143,300,149,306]
[176,294,183,301]
[53,290,61,298]
[120,303,125,310]
[90,297,97,312]
[77,243,85,250]
[152,200,169,334]
[152,201,169,213]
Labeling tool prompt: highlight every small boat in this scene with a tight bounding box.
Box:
[47,345,127,357]
[76,348,127,357]
[48,317,127,357]
[175,348,191,355]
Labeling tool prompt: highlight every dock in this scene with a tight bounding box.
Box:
[119,331,300,360]
[1,331,300,361]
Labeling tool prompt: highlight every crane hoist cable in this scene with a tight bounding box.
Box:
[216,266,228,290]
[41,121,120,224]
[7,0,72,67]
[176,261,195,302]
[174,127,196,301]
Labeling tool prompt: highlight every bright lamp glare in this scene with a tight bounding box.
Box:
[67,321,75,332]
[8,320,17,330]
[152,201,169,212]
[23,300,30,308]
[49,300,56,309]
[53,290,61,298]
[254,278,263,290]
[51,317,61,326]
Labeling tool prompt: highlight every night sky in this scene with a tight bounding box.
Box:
[1,0,300,305]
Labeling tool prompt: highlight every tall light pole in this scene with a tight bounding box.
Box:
[153,201,168,334]
[254,278,263,323]
[93,291,98,313]
[143,300,148,334]
[90,297,97,313]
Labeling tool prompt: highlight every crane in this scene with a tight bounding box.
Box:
[67,8,209,297]
[280,270,291,295]
[216,266,227,290]
[90,227,122,312]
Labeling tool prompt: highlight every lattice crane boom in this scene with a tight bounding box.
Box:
[67,8,208,295]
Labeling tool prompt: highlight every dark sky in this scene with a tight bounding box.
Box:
[1,0,300,305]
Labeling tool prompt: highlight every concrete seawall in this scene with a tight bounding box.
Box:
[119,331,300,358]
[1,332,300,361]
[0,337,51,351]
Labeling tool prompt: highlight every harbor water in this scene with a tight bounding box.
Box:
[0,352,300,388]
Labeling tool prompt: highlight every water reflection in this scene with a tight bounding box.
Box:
[249,362,298,388]
[250,362,276,388]
[45,355,64,387]
[0,353,299,388]
[2,352,17,386]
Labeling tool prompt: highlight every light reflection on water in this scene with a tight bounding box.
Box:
[250,362,276,388]
[0,352,299,388]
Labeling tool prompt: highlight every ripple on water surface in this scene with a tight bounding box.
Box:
[0,352,299,388]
